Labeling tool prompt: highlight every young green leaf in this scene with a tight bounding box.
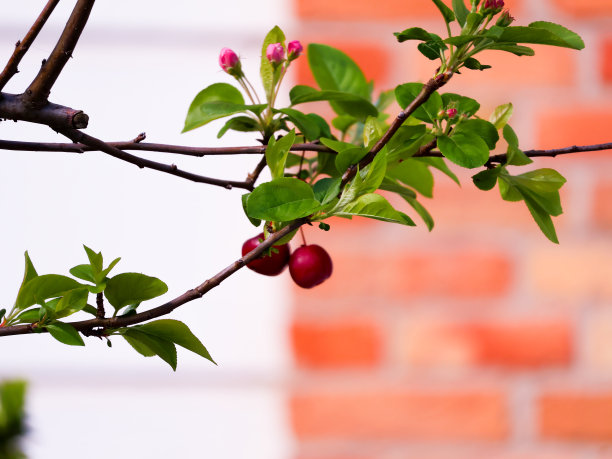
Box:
[437,132,490,168]
[217,116,260,139]
[247,178,321,221]
[183,83,248,132]
[241,193,262,227]
[46,322,85,346]
[16,275,82,311]
[104,273,168,311]
[70,264,96,283]
[490,103,513,130]
[503,125,532,166]
[15,308,40,324]
[394,27,436,42]
[136,319,215,364]
[363,116,386,148]
[333,193,415,226]
[54,288,89,319]
[404,195,435,231]
[452,0,470,27]
[431,0,456,24]
[266,129,296,179]
[320,137,355,153]
[261,26,286,101]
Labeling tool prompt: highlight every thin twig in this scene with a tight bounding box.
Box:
[0,0,60,91]
[24,0,96,107]
[60,128,255,190]
[0,218,308,337]
[487,142,612,166]
[96,292,104,319]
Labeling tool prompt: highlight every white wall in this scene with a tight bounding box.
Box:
[0,2,296,457]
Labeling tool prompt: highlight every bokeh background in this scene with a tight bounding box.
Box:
[1,0,612,458]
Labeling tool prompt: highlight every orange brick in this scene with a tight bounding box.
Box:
[593,180,612,230]
[536,106,612,150]
[294,0,522,21]
[418,45,576,88]
[550,0,612,17]
[399,319,572,368]
[603,38,612,84]
[539,392,612,441]
[291,389,508,440]
[291,320,382,368]
[296,41,390,88]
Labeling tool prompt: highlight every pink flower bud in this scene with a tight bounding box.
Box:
[496,9,514,26]
[483,0,503,11]
[219,48,242,77]
[446,108,458,118]
[266,43,285,66]
[287,40,303,60]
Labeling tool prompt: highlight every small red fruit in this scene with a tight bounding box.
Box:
[242,233,290,276]
[289,244,333,289]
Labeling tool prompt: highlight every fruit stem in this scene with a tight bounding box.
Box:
[299,226,307,246]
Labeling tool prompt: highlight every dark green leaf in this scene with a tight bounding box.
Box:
[523,195,559,243]
[394,27,435,42]
[266,129,296,179]
[438,132,490,168]
[463,57,492,70]
[105,273,168,311]
[431,0,455,24]
[334,193,415,225]
[417,157,460,185]
[247,178,321,221]
[217,116,260,138]
[261,26,286,101]
[493,23,584,49]
[289,85,377,121]
[16,275,82,311]
[472,168,501,191]
[307,113,333,139]
[387,126,431,162]
[404,194,435,231]
[182,83,246,132]
[278,109,320,141]
[335,147,369,173]
[387,159,434,197]
[441,93,480,117]
[313,178,341,205]
[395,83,443,123]
[454,119,499,149]
[136,319,215,364]
[82,304,98,316]
[452,0,470,26]
[123,329,177,370]
[418,40,444,60]
[46,322,84,346]
[487,43,535,56]
[15,308,40,324]
[241,193,261,227]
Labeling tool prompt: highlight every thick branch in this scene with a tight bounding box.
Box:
[0,218,308,337]
[23,0,96,107]
[0,93,88,129]
[59,128,254,190]
[0,0,60,91]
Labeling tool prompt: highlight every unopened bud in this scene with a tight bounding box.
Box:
[483,0,504,12]
[219,48,243,77]
[266,43,285,66]
[496,9,514,26]
[287,40,303,61]
[446,108,458,118]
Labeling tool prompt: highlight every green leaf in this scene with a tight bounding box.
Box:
[503,125,532,166]
[493,23,584,50]
[503,123,519,147]
[266,129,296,179]
[104,273,168,311]
[289,85,377,121]
[99,257,121,282]
[375,89,396,112]
[487,43,535,56]
[387,159,434,197]
[418,37,447,61]
[394,27,435,42]
[247,178,321,221]
[307,113,333,139]
[472,168,501,191]
[123,329,177,370]
[15,308,40,323]
[14,251,38,308]
[277,109,319,141]
[437,132,490,168]
[320,137,355,153]
[431,0,455,24]
[452,0,470,26]
[241,193,262,227]
[313,178,341,205]
[363,116,386,148]
[465,12,484,31]
[454,119,499,149]
[404,195,435,231]
[182,83,247,133]
[334,193,415,225]
[418,157,460,185]
[70,264,96,283]
[54,288,89,319]
[514,168,567,193]
[395,83,443,123]
[463,57,492,71]
[379,177,417,199]
[16,275,82,311]
[523,195,559,243]
[387,126,431,162]
[261,26,286,101]
[359,148,388,194]
[136,319,215,364]
[490,103,513,130]
[83,246,102,273]
[217,116,260,139]
[46,322,85,346]
[332,115,357,133]
[441,93,480,117]
[335,147,369,173]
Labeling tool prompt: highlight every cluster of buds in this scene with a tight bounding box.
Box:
[482,0,505,13]
[437,107,458,120]
[266,40,303,67]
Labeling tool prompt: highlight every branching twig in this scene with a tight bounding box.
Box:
[0,0,60,91]
[59,128,255,190]
[0,218,309,337]
[0,92,88,129]
[23,0,96,107]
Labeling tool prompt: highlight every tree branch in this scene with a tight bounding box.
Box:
[59,128,255,190]
[23,0,96,107]
[487,142,612,166]
[0,0,60,92]
[0,93,88,129]
[0,218,309,337]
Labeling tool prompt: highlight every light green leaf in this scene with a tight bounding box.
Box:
[46,322,85,346]
[334,193,415,226]
[105,273,168,311]
[14,251,38,308]
[261,26,286,101]
[241,193,262,227]
[265,130,296,179]
[247,178,321,221]
[387,159,434,197]
[489,103,513,130]
[70,264,96,283]
[417,157,460,185]
[437,132,490,168]
[183,83,247,132]
[16,275,82,311]
[472,168,501,191]
[54,288,89,319]
[523,195,559,243]
[320,137,355,153]
[363,116,386,148]
[313,178,341,205]
[335,147,369,173]
[454,119,499,149]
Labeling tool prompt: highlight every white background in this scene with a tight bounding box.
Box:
[0,2,296,457]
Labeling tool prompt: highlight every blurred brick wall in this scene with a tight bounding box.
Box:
[288,0,612,458]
